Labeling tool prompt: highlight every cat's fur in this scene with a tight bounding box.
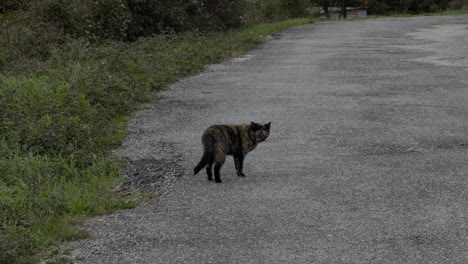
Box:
[194,122,271,183]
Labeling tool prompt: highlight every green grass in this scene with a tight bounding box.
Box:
[0,18,313,263]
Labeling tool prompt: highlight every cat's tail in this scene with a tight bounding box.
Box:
[194,151,212,175]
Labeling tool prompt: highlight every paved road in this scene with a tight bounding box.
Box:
[72,15,468,263]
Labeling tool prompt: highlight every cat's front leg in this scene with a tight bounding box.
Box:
[234,155,246,177]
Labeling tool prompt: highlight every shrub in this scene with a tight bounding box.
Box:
[126,0,192,39]
[282,0,312,18]
[41,0,131,40]
[201,0,246,30]
[253,0,311,22]
[126,0,247,40]
[256,0,287,21]
[1,0,28,12]
[39,0,248,41]
[0,15,65,62]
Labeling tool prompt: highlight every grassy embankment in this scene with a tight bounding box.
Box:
[0,18,313,263]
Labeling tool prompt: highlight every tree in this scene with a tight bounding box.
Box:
[341,0,347,18]
[321,0,331,19]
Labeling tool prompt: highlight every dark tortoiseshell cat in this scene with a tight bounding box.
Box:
[194,122,271,183]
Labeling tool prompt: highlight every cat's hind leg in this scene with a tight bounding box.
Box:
[206,159,214,181]
[213,147,226,183]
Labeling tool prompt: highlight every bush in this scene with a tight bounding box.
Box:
[1,0,28,12]
[126,0,191,40]
[252,0,311,22]
[126,0,247,40]
[0,15,65,63]
[283,0,312,18]
[42,0,131,40]
[40,0,248,41]
[0,0,311,60]
[201,0,246,29]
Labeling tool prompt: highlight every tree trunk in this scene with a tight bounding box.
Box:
[322,0,330,19]
[341,0,347,19]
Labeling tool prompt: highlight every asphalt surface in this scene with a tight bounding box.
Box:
[70,15,468,263]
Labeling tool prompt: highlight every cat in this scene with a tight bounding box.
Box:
[194,122,271,183]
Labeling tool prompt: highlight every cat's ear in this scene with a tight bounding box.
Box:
[250,122,259,130]
[265,122,271,130]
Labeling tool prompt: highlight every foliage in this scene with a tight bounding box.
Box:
[282,0,314,18]
[449,0,468,9]
[364,0,451,15]
[41,0,132,40]
[0,0,28,12]
[311,0,463,16]
[37,0,249,40]
[0,0,312,44]
[252,0,312,21]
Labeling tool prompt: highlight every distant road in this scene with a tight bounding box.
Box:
[72,15,468,263]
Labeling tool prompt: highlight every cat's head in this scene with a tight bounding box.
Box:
[250,122,271,143]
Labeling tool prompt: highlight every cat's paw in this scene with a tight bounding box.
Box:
[215,179,222,183]
[237,171,246,177]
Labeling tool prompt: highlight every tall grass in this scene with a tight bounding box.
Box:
[0,18,313,263]
[0,139,136,263]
